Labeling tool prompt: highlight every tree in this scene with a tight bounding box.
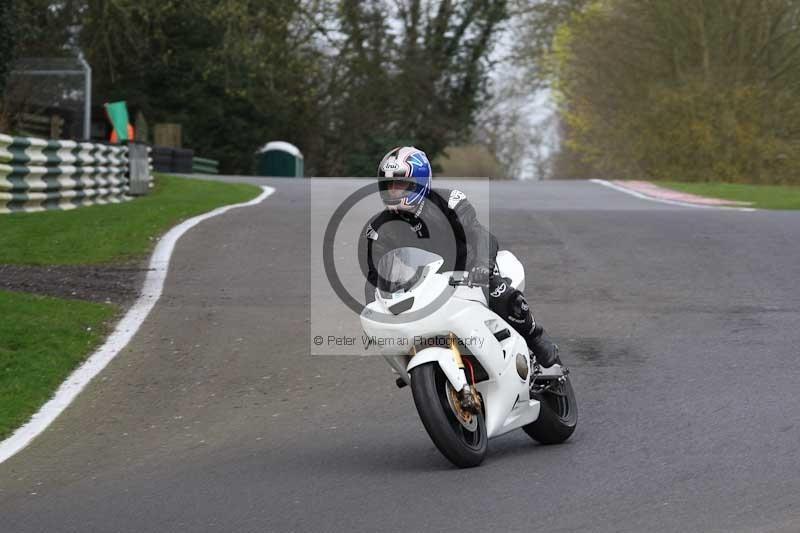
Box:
[469,0,590,180]
[550,0,800,184]
[0,0,14,95]
[316,0,509,176]
[207,0,325,163]
[510,0,590,89]
[11,0,81,57]
[76,0,323,173]
[8,0,508,176]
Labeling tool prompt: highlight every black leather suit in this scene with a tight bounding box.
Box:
[360,188,542,348]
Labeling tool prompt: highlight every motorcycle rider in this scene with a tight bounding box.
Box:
[361,146,559,368]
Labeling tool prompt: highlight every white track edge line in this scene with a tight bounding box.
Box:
[0,185,276,464]
[590,179,756,212]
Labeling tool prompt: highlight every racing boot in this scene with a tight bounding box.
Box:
[506,291,560,368]
[527,325,560,368]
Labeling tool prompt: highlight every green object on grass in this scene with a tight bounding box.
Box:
[0,290,116,440]
[659,181,800,210]
[256,141,304,177]
[104,101,130,142]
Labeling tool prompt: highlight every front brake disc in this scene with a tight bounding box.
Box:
[446,382,478,431]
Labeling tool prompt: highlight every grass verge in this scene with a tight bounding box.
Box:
[0,290,117,440]
[0,174,261,265]
[0,174,261,441]
[659,181,800,210]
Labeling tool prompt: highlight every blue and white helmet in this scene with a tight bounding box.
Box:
[377,146,432,216]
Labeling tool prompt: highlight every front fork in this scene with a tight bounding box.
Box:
[449,333,481,414]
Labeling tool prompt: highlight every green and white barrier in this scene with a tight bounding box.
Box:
[192,156,219,175]
[0,134,151,214]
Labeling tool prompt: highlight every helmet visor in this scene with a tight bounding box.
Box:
[378,179,418,205]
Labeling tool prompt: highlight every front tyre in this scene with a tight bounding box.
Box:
[410,363,487,468]
[523,374,578,444]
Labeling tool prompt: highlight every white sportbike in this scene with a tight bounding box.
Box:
[361,247,577,468]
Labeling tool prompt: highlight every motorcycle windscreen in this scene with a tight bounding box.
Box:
[376,247,442,296]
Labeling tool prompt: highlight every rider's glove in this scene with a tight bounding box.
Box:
[468,265,492,287]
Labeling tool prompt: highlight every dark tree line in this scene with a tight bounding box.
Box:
[3,0,508,176]
[0,1,13,95]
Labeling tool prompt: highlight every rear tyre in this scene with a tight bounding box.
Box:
[523,374,577,444]
[410,363,487,468]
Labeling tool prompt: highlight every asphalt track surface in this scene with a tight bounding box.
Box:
[1,178,799,532]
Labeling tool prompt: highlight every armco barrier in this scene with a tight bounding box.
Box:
[0,134,152,214]
[192,156,219,174]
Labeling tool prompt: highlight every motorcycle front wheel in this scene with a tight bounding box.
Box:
[410,363,488,468]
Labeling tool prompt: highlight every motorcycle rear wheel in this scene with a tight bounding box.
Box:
[523,374,578,444]
[410,363,488,468]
